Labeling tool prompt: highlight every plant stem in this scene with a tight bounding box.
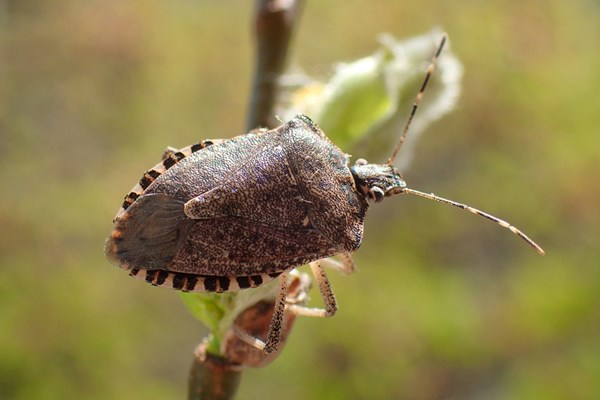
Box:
[188,343,242,400]
[247,0,304,130]
[187,2,304,398]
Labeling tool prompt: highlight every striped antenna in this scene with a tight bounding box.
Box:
[387,33,447,165]
[401,188,545,255]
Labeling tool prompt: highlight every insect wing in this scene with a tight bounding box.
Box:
[184,141,308,228]
[106,132,268,272]
[106,193,193,270]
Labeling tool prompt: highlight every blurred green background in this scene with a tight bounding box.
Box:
[1,1,599,399]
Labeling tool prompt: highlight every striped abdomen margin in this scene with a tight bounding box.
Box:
[114,128,271,220]
[128,267,283,293]
[114,140,218,220]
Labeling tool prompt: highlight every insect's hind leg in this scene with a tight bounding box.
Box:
[231,271,292,354]
[264,272,291,353]
[235,271,309,354]
[236,256,351,353]
[239,261,340,353]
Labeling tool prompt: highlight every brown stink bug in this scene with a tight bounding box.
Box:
[105,34,544,353]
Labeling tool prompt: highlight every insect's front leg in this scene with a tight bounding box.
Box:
[285,260,338,318]
[321,253,355,275]
[283,253,355,320]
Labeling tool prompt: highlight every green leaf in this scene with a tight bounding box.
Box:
[284,30,463,168]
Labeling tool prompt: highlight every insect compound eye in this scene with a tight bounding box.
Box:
[368,187,385,203]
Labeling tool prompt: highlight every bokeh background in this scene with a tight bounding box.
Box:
[1,1,599,399]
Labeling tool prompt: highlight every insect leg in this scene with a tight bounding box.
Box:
[232,325,269,352]
[321,253,356,275]
[285,260,338,318]
[262,272,290,353]
[230,271,293,354]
